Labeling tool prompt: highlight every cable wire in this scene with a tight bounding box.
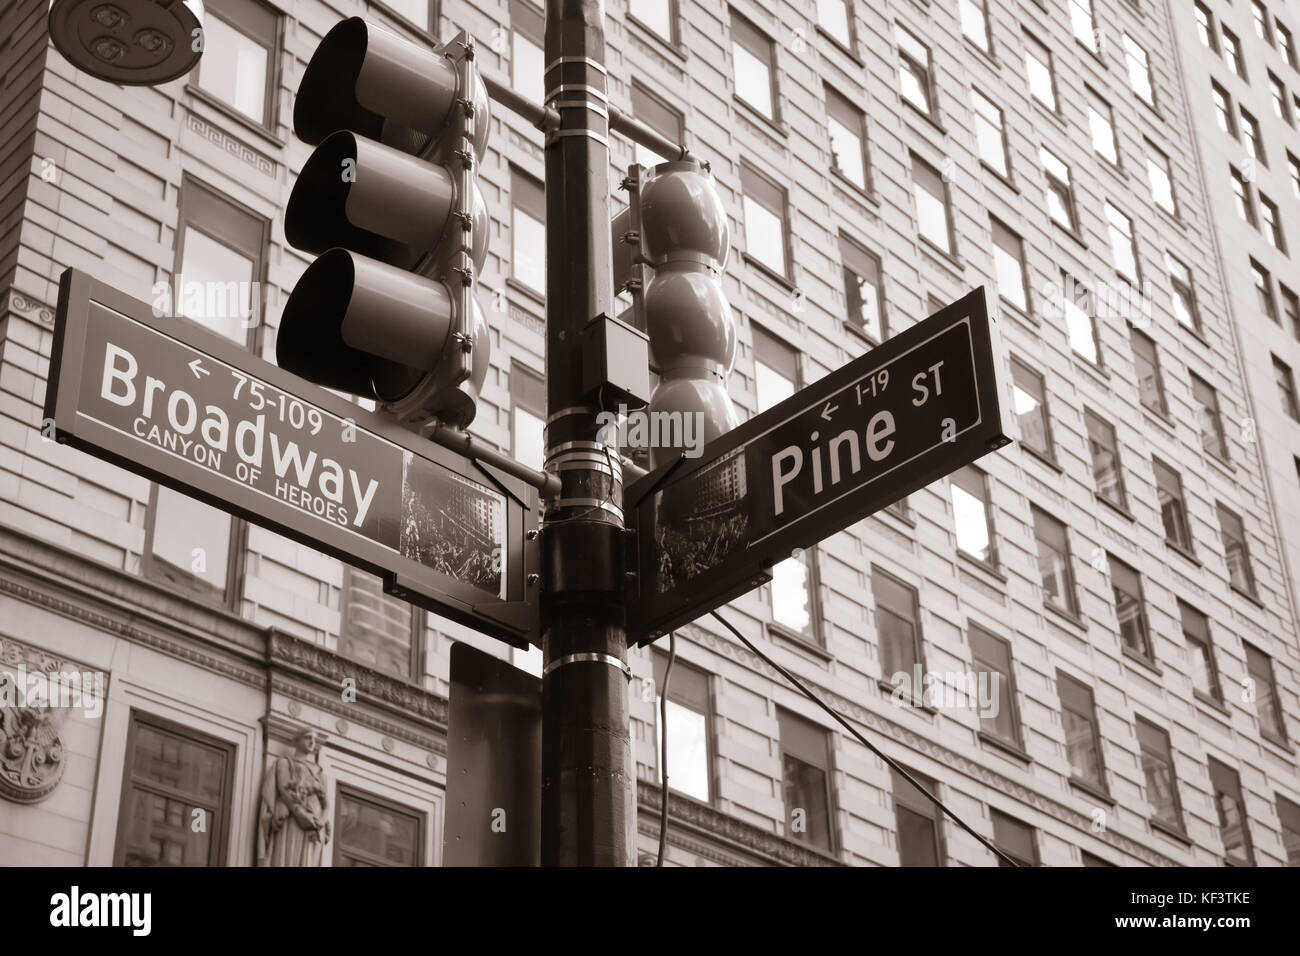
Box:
[708,610,1021,867]
[655,630,676,867]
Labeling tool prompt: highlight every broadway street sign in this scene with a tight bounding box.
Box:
[45,269,539,647]
[625,287,1011,644]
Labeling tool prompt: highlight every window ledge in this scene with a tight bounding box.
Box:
[1154,204,1186,233]
[506,277,547,308]
[878,677,939,716]
[901,98,947,137]
[829,167,881,208]
[1051,220,1088,251]
[1149,818,1193,845]
[1121,647,1162,678]
[184,84,285,150]
[741,252,797,293]
[1141,405,1177,437]
[977,730,1032,764]
[1068,776,1115,807]
[1260,729,1294,756]
[815,25,863,66]
[1194,689,1231,717]
[627,16,688,61]
[1043,600,1087,633]
[957,549,1007,584]
[1031,98,1069,132]
[1204,450,1235,477]
[731,95,789,140]
[980,160,1019,193]
[1178,322,1212,348]
[918,237,964,274]
[842,320,882,350]
[1095,492,1136,522]
[1229,583,1265,609]
[369,1,438,44]
[963,38,1001,71]
[767,622,832,663]
[1095,156,1129,189]
[1070,355,1110,386]
[1021,444,1064,473]
[1075,39,1109,69]
[1165,540,1201,567]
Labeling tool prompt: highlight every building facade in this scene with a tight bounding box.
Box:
[1,0,1298,866]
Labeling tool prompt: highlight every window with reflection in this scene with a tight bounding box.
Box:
[511,166,546,293]
[629,0,675,42]
[873,567,921,683]
[1088,89,1119,164]
[892,765,943,866]
[1070,0,1098,51]
[1212,81,1237,136]
[896,24,935,115]
[1123,33,1154,105]
[1208,758,1253,864]
[115,713,234,866]
[840,233,884,341]
[1041,146,1076,232]
[652,652,713,803]
[1181,601,1221,702]
[1244,644,1286,742]
[1145,142,1177,215]
[732,12,777,120]
[1104,202,1138,280]
[950,465,996,565]
[1136,717,1183,831]
[969,624,1021,747]
[194,0,277,127]
[959,0,991,52]
[1129,328,1167,417]
[1011,358,1052,459]
[973,89,1009,176]
[1058,671,1105,791]
[1191,373,1229,461]
[339,567,419,680]
[510,361,546,472]
[816,0,853,50]
[1216,502,1257,597]
[1063,272,1100,365]
[826,84,869,190]
[511,0,545,104]
[741,165,790,276]
[991,809,1037,866]
[1166,252,1201,332]
[912,154,952,253]
[1109,556,1150,660]
[1154,458,1193,553]
[1276,794,1300,865]
[381,0,432,31]
[631,82,684,168]
[1032,506,1076,614]
[778,708,834,852]
[1024,32,1057,111]
[334,788,424,866]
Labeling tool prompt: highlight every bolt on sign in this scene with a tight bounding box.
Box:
[625,287,1012,645]
[44,269,539,647]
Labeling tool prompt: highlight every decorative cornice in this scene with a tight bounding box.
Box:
[673,621,1182,867]
[5,289,55,328]
[637,780,844,867]
[268,677,444,755]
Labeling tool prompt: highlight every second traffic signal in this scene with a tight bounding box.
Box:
[278,18,490,429]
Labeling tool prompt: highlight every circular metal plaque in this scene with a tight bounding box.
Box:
[48,0,205,86]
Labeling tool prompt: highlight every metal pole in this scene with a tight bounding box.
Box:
[540,0,634,866]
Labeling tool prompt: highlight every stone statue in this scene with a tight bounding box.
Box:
[257,727,331,866]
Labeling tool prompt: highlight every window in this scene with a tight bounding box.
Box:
[1274,355,1300,420]
[892,766,942,866]
[1032,507,1077,615]
[631,82,684,168]
[1212,81,1237,137]
[1122,34,1154,105]
[1196,2,1219,51]
[990,809,1037,867]
[1086,410,1128,506]
[1070,0,1098,52]
[143,484,239,605]
[991,217,1029,313]
[826,85,869,191]
[1241,109,1266,166]
[1270,72,1293,124]
[840,233,884,341]
[1154,458,1193,553]
[1279,23,1297,69]
[1024,33,1058,111]
[339,568,420,680]
[1145,143,1176,215]
[1254,2,1273,43]
[510,0,545,104]
[958,0,991,52]
[755,327,818,640]
[114,712,234,865]
[510,167,546,293]
[1217,502,1257,597]
[1136,717,1184,831]
[380,0,432,30]
[816,0,853,50]
[1088,90,1119,164]
[1208,758,1254,864]
[1180,601,1222,702]
[912,154,953,254]
[510,361,546,472]
[1253,260,1279,322]
[741,164,791,278]
[1165,252,1201,332]
[970,624,1022,748]
[897,23,936,116]
[972,90,1010,177]
[652,652,713,802]
[1282,285,1300,340]
[732,11,778,120]
[777,709,834,852]
[1129,328,1167,417]
[1222,27,1246,79]
[1276,795,1300,865]
[1011,358,1053,459]
[1191,373,1229,461]
[1110,556,1151,660]
[873,567,922,684]
[1244,644,1286,742]
[193,0,277,127]
[176,178,265,346]
[1041,147,1077,232]
[1231,166,1257,226]
[334,788,423,866]
[1058,672,1105,791]
[629,0,675,43]
[1063,272,1101,365]
[950,465,996,565]
[1105,202,1138,280]
[1260,194,1286,250]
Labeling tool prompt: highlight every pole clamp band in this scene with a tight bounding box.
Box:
[543,652,632,680]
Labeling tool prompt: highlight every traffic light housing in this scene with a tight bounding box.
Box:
[278,18,490,429]
[613,159,737,467]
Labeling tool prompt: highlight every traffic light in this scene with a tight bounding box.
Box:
[277,18,490,429]
[613,159,737,467]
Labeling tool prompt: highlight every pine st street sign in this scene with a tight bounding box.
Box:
[44,269,540,647]
[625,288,1012,645]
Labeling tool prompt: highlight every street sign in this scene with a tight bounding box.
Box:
[625,287,1012,644]
[44,269,539,647]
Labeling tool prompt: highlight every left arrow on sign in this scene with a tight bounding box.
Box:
[188,358,209,379]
